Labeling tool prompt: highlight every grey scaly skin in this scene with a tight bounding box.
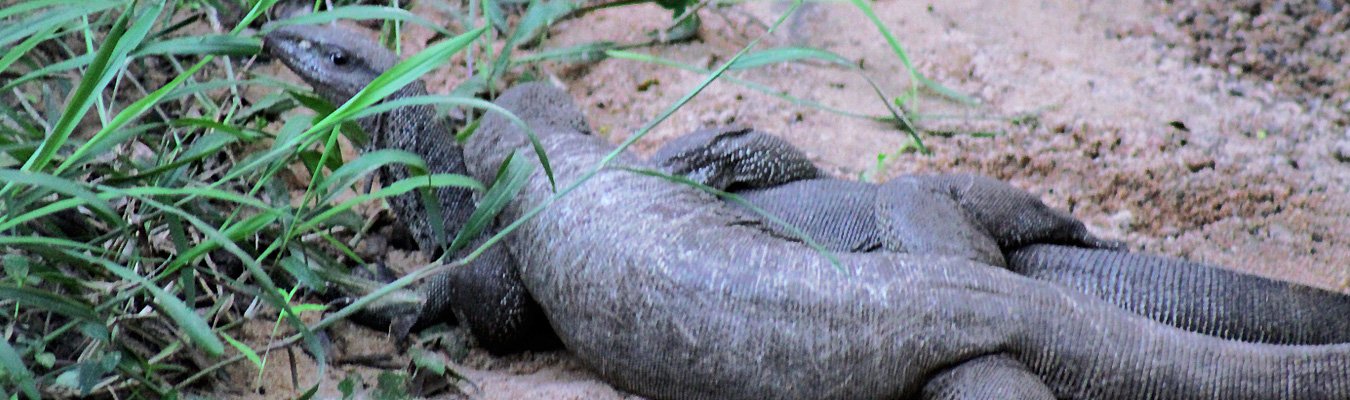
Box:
[654,128,1120,266]
[1008,244,1350,345]
[264,24,559,353]
[654,127,1350,345]
[468,82,1350,399]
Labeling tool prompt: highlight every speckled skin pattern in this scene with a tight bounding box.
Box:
[654,128,1350,345]
[264,24,557,353]
[465,83,1350,399]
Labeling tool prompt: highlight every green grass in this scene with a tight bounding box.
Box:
[0,0,972,397]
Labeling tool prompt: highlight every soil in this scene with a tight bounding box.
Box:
[239,0,1349,398]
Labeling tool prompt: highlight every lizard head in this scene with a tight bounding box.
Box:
[264,24,399,104]
[651,127,755,189]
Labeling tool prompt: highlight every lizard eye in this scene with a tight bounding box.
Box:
[329,51,350,66]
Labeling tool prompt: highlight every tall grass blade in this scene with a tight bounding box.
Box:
[59,250,226,357]
[0,337,39,400]
[0,2,120,48]
[0,25,61,75]
[0,0,122,21]
[728,46,853,70]
[448,152,533,255]
[263,5,454,37]
[605,50,886,121]
[13,0,163,177]
[0,169,121,228]
[319,149,484,205]
[0,285,102,324]
[0,54,94,93]
[474,0,859,275]
[132,35,262,57]
[623,168,841,267]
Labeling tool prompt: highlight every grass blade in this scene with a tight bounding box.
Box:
[0,337,39,400]
[447,152,533,255]
[131,34,262,57]
[0,0,121,20]
[846,0,977,106]
[12,0,163,177]
[311,26,486,133]
[0,169,122,228]
[623,167,840,267]
[317,148,485,205]
[605,50,886,121]
[0,285,102,324]
[60,250,226,357]
[729,46,853,70]
[0,24,61,75]
[262,5,454,37]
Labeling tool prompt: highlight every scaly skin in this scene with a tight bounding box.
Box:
[466,82,1350,400]
[1010,243,1350,345]
[264,24,558,353]
[656,127,1350,346]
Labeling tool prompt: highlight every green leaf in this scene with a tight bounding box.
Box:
[0,338,38,400]
[345,96,548,179]
[605,50,886,121]
[374,371,411,400]
[511,41,617,65]
[338,373,358,399]
[107,131,239,182]
[0,2,120,48]
[55,58,212,175]
[2,256,30,285]
[0,54,94,93]
[500,0,577,53]
[296,174,482,236]
[655,0,696,16]
[916,73,979,106]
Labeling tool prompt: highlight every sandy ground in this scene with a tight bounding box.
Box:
[236,0,1349,398]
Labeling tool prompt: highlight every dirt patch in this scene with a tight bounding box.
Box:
[241,0,1348,397]
[1161,0,1350,117]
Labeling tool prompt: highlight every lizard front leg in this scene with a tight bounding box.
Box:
[650,127,822,190]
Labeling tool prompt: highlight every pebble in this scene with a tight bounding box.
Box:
[1334,139,1350,163]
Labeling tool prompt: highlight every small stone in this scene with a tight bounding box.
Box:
[1108,209,1136,232]
[1182,154,1215,172]
[1334,140,1350,163]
